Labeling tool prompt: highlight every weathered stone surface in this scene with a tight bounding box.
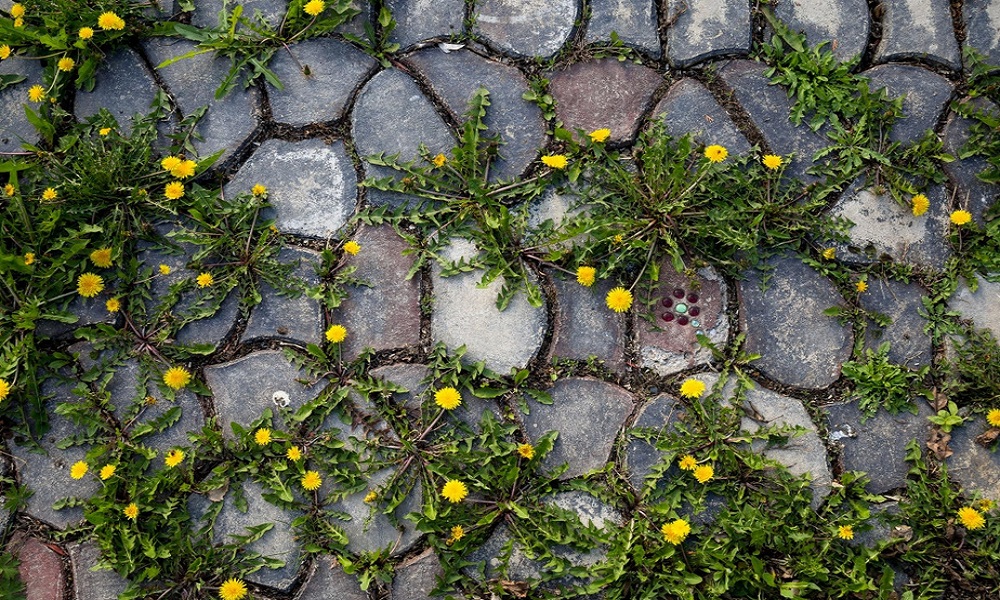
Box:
[352,69,455,208]
[243,247,324,344]
[947,418,1000,501]
[406,48,545,180]
[143,38,262,161]
[942,99,1000,223]
[875,0,961,70]
[15,536,66,600]
[473,0,577,59]
[204,350,325,439]
[585,0,661,57]
[859,279,932,369]
[226,138,357,238]
[639,265,729,376]
[653,78,751,155]
[431,239,547,374]
[386,0,465,47]
[719,60,830,183]
[392,549,443,600]
[666,0,751,67]
[329,467,423,555]
[173,286,241,350]
[523,377,633,479]
[0,55,42,152]
[773,0,869,63]
[625,390,692,491]
[948,276,1000,341]
[69,541,128,600]
[190,0,285,28]
[548,59,663,144]
[863,64,954,144]
[35,295,118,340]
[739,254,853,389]
[964,0,1000,66]
[550,276,626,373]
[74,48,161,135]
[267,38,376,126]
[298,557,367,600]
[827,179,953,269]
[826,401,933,494]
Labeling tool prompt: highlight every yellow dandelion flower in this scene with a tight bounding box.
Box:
[679,378,706,399]
[89,247,113,268]
[693,464,714,483]
[661,519,691,545]
[446,524,465,545]
[159,264,171,275]
[23,252,34,265]
[0,378,9,402]
[364,491,377,503]
[4,183,14,196]
[958,506,985,530]
[286,446,302,461]
[254,428,271,446]
[912,194,929,217]
[822,247,836,260]
[165,449,185,468]
[79,27,94,40]
[435,387,462,410]
[218,578,247,600]
[70,461,88,479]
[589,128,611,143]
[762,154,783,170]
[441,479,468,503]
[951,210,972,225]
[99,127,112,136]
[304,0,325,16]
[978,499,996,512]
[27,85,44,102]
[77,273,104,298]
[162,366,191,390]
[301,470,322,491]
[678,455,697,470]
[57,56,75,72]
[99,464,116,480]
[576,266,596,287]
[0,45,11,60]
[343,240,361,255]
[161,156,181,171]
[432,153,448,167]
[10,3,24,18]
[987,408,1000,428]
[105,297,121,313]
[123,502,138,520]
[517,443,535,460]
[170,160,196,179]
[856,280,868,293]
[325,324,347,343]
[606,286,633,313]
[704,145,728,163]
[98,11,125,30]
[164,181,185,200]
[541,154,568,169]
[251,184,267,196]
[42,187,57,201]
[837,525,854,540]
[196,272,214,288]
[13,17,22,27]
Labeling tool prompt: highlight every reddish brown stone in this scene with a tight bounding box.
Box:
[16,537,66,600]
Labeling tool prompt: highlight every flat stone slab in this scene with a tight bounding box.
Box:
[874,0,961,70]
[74,47,161,135]
[225,138,357,238]
[942,99,1000,223]
[406,48,545,180]
[826,401,933,494]
[35,295,118,340]
[624,389,690,491]
[204,350,325,439]
[328,467,423,556]
[964,0,1000,66]
[431,239,547,374]
[386,0,465,47]
[859,279,932,369]
[773,0,869,63]
[585,0,661,57]
[243,247,324,344]
[299,557,367,600]
[0,55,42,152]
[549,276,626,373]
[639,265,729,376]
[739,254,853,389]
[392,549,444,600]
[14,536,66,600]
[666,0,751,67]
[69,542,128,600]
[267,38,376,126]
[173,286,241,350]
[548,59,663,144]
[948,276,1000,341]
[827,178,953,269]
[473,0,578,59]
[947,419,1000,502]
[352,68,455,208]
[862,64,954,144]
[190,0,285,28]
[653,78,751,156]
[523,377,633,479]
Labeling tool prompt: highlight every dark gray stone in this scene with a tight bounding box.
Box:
[331,225,422,358]
[548,58,663,144]
[875,0,961,70]
[946,418,1000,501]
[585,0,661,57]
[523,377,633,479]
[352,68,455,208]
[739,254,853,389]
[827,178,953,269]
[624,390,690,491]
[406,48,545,180]
[653,78,751,156]
[549,276,626,374]
[173,286,241,350]
[942,99,1000,223]
[74,48,161,135]
[191,0,286,29]
[243,247,324,344]
[204,350,325,439]
[35,295,118,340]
[225,138,357,238]
[825,401,933,494]
[473,0,578,59]
[0,55,42,152]
[392,549,443,600]
[859,279,932,369]
[773,0,869,63]
[298,557,366,600]
[863,64,954,144]
[69,542,128,600]
[267,38,376,126]
[964,0,1000,66]
[719,60,830,184]
[666,0,751,67]
[852,501,900,549]
[386,0,465,47]
[948,276,1000,341]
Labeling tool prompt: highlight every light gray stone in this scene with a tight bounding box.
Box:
[666,0,751,67]
[328,467,422,555]
[550,276,626,373]
[875,0,961,70]
[863,64,954,144]
[942,99,1000,223]
[69,542,128,600]
[948,276,1000,341]
[964,0,1000,66]
[653,78,751,156]
[773,0,869,63]
[859,279,932,369]
[585,0,661,57]
[946,418,1000,502]
[298,557,366,600]
[191,0,286,29]
[74,48,161,135]
[243,247,324,344]
[225,138,357,238]
[392,549,443,600]
[0,55,42,152]
[473,0,578,59]
[386,0,465,47]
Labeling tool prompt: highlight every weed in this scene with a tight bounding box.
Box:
[841,342,929,421]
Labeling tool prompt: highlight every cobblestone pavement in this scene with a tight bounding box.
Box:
[3,0,1000,598]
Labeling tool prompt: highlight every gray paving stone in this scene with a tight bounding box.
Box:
[352,68,455,208]
[386,0,465,47]
[719,60,830,184]
[225,138,357,238]
[859,279,932,369]
[243,247,324,344]
[35,295,118,340]
[406,48,545,181]
[190,0,286,29]
[548,58,663,144]
[946,418,1000,502]
[666,0,750,67]
[827,178,953,269]
[473,0,578,59]
[526,185,590,248]
[431,239,547,374]
[585,0,661,57]
[0,55,42,152]
[964,0,1000,66]
[74,47,161,135]
[826,401,933,494]
[173,286,241,350]
[392,548,443,600]
[875,0,961,70]
[653,78,751,156]
[523,377,633,479]
[739,254,853,389]
[948,276,1000,341]
[331,225,421,359]
[863,64,954,144]
[625,389,691,491]
[550,276,626,373]
[204,350,325,439]
[329,466,423,555]
[639,265,729,376]
[298,556,366,600]
[143,38,262,161]
[267,38,376,126]
[69,541,128,600]
[773,0,869,63]
[942,99,1000,223]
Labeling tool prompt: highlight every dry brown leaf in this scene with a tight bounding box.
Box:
[207,480,230,503]
[927,429,953,460]
[976,428,1000,447]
